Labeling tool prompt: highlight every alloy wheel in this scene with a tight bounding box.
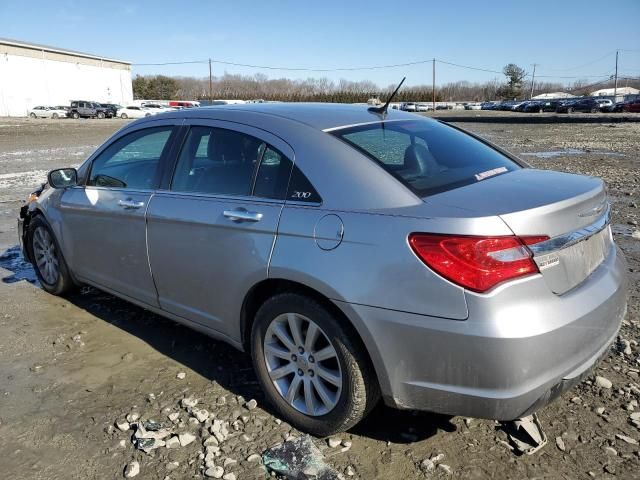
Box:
[263,313,342,416]
[32,226,59,285]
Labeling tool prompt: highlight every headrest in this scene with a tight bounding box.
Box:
[208,129,246,163]
[404,144,432,176]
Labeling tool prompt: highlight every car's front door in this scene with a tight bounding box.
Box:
[146,120,294,338]
[57,122,179,306]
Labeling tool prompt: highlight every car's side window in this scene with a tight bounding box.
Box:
[87,127,173,190]
[253,147,294,200]
[171,126,263,197]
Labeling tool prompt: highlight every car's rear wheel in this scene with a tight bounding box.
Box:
[538,108,543,113]
[121,113,128,119]
[52,113,59,119]
[97,111,105,119]
[567,107,574,113]
[28,216,75,296]
[590,107,598,113]
[29,113,36,118]
[251,293,379,436]
[72,112,80,119]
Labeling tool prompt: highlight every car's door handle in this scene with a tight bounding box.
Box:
[118,199,145,209]
[223,209,263,222]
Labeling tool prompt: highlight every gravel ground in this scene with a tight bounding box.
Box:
[0,116,638,480]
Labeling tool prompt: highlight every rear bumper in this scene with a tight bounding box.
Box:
[337,244,628,420]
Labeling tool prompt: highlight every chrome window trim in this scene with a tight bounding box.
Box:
[527,204,611,256]
[322,119,409,132]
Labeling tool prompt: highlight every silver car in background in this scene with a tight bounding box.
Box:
[18,104,628,436]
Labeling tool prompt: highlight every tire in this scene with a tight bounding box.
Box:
[72,111,80,119]
[538,108,543,114]
[590,108,598,113]
[251,293,379,436]
[29,113,36,118]
[97,111,105,119]
[27,216,75,296]
[567,107,574,114]
[52,113,59,119]
[121,113,128,119]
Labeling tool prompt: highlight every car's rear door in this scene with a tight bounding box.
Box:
[57,120,180,306]
[146,120,294,338]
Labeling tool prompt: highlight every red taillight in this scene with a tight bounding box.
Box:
[408,233,549,293]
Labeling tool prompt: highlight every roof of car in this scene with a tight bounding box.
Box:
[168,102,416,131]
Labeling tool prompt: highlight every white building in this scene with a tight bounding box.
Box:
[0,37,133,117]
[590,87,639,97]
[531,92,576,100]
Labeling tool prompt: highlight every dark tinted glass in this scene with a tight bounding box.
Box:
[171,126,262,196]
[253,147,293,200]
[88,127,173,189]
[332,120,519,197]
[287,165,321,203]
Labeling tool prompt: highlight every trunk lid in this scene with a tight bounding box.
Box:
[426,169,612,295]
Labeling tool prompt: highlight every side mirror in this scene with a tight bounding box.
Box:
[48,168,78,189]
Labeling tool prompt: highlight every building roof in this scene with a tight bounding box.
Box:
[531,92,577,99]
[591,87,640,96]
[0,37,130,65]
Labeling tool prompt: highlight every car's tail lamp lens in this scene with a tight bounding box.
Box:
[408,234,549,293]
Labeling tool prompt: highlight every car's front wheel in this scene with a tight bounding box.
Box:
[72,112,80,119]
[121,113,128,119]
[28,216,75,295]
[97,111,105,119]
[29,113,36,118]
[251,293,379,436]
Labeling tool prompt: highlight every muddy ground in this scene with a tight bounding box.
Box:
[0,116,638,480]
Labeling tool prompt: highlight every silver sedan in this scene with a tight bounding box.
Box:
[18,104,628,436]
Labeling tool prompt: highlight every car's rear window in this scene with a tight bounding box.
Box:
[331,119,520,196]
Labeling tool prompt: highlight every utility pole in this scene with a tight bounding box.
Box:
[529,63,537,99]
[432,58,436,111]
[208,58,213,101]
[613,50,619,102]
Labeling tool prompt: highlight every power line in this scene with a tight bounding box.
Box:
[542,50,616,72]
[131,56,637,80]
[134,58,433,71]
[434,59,503,75]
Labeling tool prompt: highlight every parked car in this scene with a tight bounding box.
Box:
[510,101,527,111]
[100,103,122,117]
[116,105,155,119]
[556,98,600,113]
[140,103,174,114]
[539,100,563,112]
[28,106,68,119]
[401,102,417,112]
[416,103,433,112]
[595,99,613,111]
[497,101,517,111]
[18,104,627,436]
[480,102,499,110]
[521,101,546,113]
[622,99,640,113]
[464,103,482,110]
[69,101,112,119]
[168,100,200,108]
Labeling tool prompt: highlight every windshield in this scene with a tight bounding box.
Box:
[331,119,520,197]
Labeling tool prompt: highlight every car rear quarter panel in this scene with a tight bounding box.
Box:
[270,205,471,320]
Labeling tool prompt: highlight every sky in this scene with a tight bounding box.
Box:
[2,0,639,88]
